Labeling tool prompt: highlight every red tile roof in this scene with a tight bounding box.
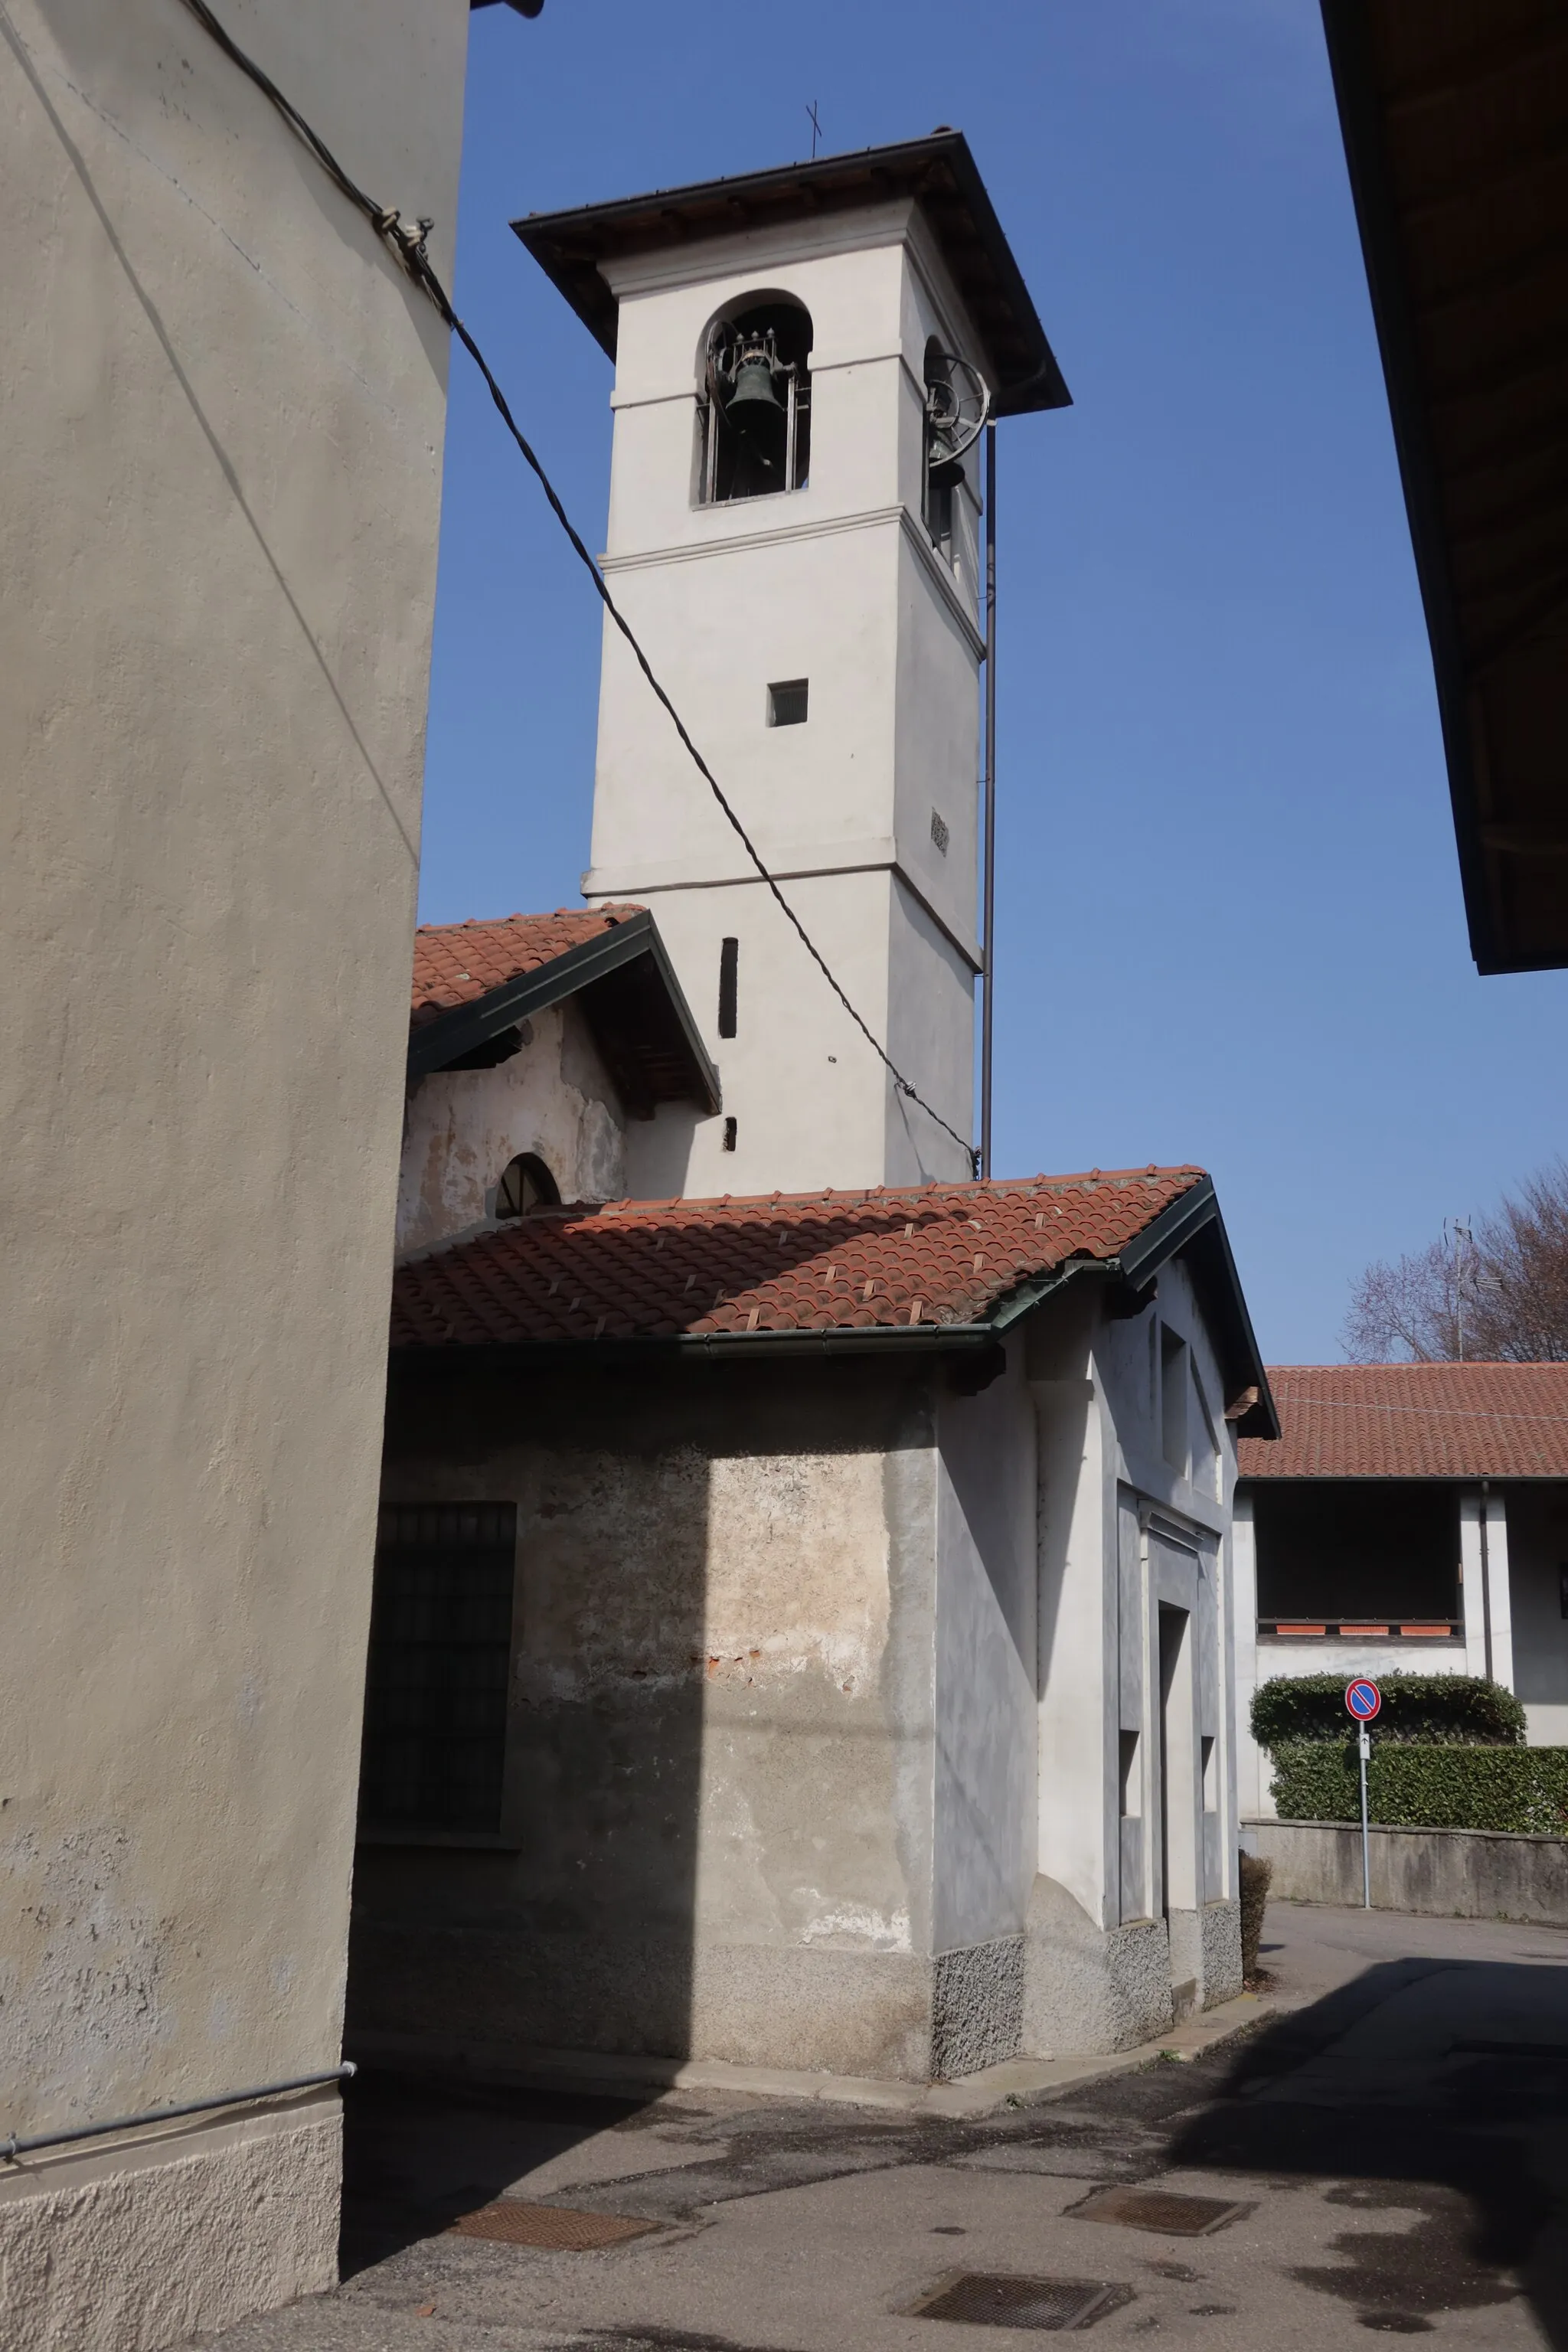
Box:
[410,907,645,1027]
[1239,1364,1568,1481]
[391,1166,1207,1348]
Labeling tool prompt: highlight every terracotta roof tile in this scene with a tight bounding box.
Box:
[391,1166,1206,1349]
[1238,1364,1568,1481]
[410,906,645,1025]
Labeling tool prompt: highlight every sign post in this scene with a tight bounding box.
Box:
[1345,1678,1381,1909]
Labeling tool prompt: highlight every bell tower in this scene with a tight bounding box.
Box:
[516,135,1067,1198]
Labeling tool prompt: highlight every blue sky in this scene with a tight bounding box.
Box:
[418,0,1568,1364]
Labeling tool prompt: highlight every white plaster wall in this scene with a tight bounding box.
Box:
[1483,1488,1514,1690]
[583,204,988,1195]
[1030,1294,1113,1929]
[1031,1263,1240,1967]
[697,1444,917,1955]
[1096,1263,1238,1907]
[933,1342,1038,1953]
[397,1002,627,1253]
[1498,1485,1568,1744]
[361,1364,949,2078]
[1461,1489,1491,1680]
[0,0,466,2327]
[1232,1493,1265,1816]
[618,867,967,1200]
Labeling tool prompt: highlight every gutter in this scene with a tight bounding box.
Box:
[392,1322,1001,1371]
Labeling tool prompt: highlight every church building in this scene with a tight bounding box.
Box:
[350,135,1276,2083]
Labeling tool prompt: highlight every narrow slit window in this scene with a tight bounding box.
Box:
[359,1503,517,1833]
[768,679,808,727]
[1200,1734,1217,1814]
[717,936,738,1038]
[722,1116,738,1152]
[1160,1325,1189,1475]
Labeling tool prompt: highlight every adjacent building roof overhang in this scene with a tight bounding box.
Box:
[1240,1361,1568,1479]
[512,131,1070,419]
[1319,1,1568,973]
[408,906,720,1116]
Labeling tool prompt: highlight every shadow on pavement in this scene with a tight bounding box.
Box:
[338,2069,662,2276]
[1172,1957,1568,2345]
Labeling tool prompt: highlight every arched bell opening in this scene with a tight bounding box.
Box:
[923,335,990,555]
[697,296,812,505]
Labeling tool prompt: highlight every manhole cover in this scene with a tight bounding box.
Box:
[1070,2186,1252,2237]
[907,2272,1134,2329]
[446,2201,658,2250]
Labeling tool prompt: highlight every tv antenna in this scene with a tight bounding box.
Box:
[806,100,822,158]
[1448,1216,1474,1360]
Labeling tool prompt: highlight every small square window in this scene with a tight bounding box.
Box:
[767,679,808,727]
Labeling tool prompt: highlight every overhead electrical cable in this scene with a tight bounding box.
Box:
[175,0,978,1173]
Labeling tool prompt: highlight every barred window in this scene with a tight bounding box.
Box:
[359,1503,517,1833]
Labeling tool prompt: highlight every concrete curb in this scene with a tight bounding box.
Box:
[348,1992,1287,2122]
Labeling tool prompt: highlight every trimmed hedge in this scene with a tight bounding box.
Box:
[1269,1740,1568,1835]
[1239,1852,1272,1979]
[1250,1672,1524,1751]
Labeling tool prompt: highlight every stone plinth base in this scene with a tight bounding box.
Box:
[1022,1878,1243,2054]
[0,2092,340,2352]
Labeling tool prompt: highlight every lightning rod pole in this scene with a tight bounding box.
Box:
[980,421,998,1181]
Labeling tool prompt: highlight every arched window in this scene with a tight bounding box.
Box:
[699,297,812,504]
[923,341,959,551]
[923,338,989,553]
[495,1152,560,1217]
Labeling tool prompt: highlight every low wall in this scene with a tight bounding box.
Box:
[1244,1817,1568,1924]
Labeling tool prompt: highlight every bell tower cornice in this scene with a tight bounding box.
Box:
[513,130,1069,417]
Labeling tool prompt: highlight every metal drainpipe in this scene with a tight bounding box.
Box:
[980,420,998,1181]
[2,2064,355,2164]
[1479,1475,1493,1682]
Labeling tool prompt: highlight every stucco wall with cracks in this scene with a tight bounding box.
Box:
[397,1001,629,1256]
[0,0,468,2338]
[352,1354,956,2079]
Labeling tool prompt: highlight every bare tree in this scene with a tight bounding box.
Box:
[1344,1162,1568,1362]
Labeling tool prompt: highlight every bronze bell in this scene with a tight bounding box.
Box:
[726,351,786,465]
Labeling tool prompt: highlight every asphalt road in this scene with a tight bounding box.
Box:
[198,1903,1568,2349]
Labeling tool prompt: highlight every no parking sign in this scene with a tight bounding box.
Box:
[1345,1679,1380,1906]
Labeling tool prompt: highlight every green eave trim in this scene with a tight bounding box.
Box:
[407,908,721,1111]
[390,1323,998,1370]
[988,1176,1278,1441]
